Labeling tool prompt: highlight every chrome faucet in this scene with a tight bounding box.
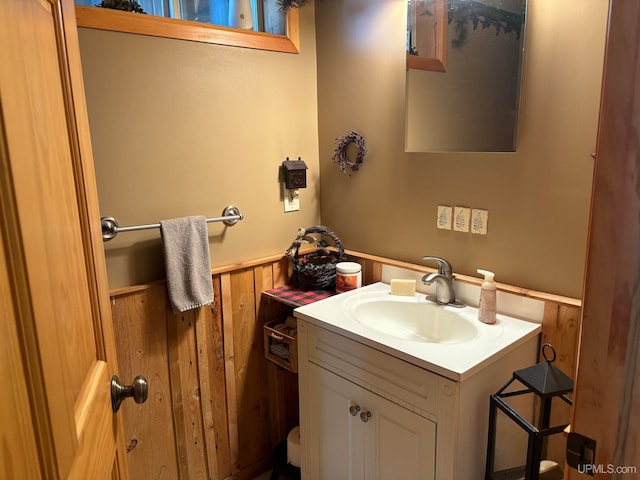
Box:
[421,256,465,308]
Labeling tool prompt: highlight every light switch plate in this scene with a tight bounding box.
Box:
[453,206,471,232]
[436,205,452,230]
[284,189,300,212]
[471,209,488,235]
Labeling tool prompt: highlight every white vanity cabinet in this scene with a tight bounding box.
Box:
[297,319,539,480]
[298,321,462,480]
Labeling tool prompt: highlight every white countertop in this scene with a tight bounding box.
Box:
[294,282,541,381]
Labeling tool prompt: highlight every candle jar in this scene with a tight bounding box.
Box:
[336,262,362,293]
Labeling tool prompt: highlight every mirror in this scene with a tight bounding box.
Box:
[405,0,527,152]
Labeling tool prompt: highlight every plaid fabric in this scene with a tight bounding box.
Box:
[264,284,336,307]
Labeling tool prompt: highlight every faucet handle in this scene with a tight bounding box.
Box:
[421,256,452,276]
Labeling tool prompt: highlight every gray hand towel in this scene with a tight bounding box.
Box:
[160,216,214,313]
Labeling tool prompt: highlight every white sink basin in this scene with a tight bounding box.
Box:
[349,298,478,343]
[294,282,541,380]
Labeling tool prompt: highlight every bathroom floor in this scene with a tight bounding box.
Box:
[254,468,300,480]
[253,471,272,480]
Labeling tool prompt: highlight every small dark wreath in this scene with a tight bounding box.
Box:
[332,131,367,174]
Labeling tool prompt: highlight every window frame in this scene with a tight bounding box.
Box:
[75,4,300,53]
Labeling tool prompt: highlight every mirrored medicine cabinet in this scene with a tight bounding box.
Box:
[405,0,527,153]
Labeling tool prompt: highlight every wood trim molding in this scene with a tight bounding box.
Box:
[75,5,300,53]
[61,0,132,475]
[569,0,640,475]
[108,250,301,297]
[109,249,581,308]
[342,249,582,307]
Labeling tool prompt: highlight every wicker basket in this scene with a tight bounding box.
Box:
[286,226,346,290]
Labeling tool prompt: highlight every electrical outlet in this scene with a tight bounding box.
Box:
[471,209,488,234]
[453,206,471,232]
[284,189,300,212]
[436,205,452,230]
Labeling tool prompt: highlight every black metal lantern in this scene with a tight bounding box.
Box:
[485,343,573,480]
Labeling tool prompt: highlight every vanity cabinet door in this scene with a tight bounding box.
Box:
[364,389,436,480]
[308,363,365,480]
[307,363,436,480]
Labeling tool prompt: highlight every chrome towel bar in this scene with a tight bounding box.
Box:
[101,205,243,241]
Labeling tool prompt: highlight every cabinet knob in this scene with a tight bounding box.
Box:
[349,402,361,416]
[360,410,372,422]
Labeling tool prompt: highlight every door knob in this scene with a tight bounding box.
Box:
[360,410,372,422]
[111,375,148,413]
[349,401,361,416]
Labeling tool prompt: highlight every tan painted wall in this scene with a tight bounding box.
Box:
[78,0,607,298]
[316,0,608,298]
[77,7,320,288]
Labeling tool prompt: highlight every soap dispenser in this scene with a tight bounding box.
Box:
[477,269,497,324]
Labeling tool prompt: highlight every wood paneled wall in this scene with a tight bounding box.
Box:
[111,257,297,480]
[110,251,581,479]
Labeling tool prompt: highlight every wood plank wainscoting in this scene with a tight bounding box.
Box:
[109,250,582,479]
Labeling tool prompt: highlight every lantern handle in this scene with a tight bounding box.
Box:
[542,343,557,363]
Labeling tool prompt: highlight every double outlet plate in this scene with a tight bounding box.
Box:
[437,205,488,235]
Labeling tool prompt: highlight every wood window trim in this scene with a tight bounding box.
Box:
[75,5,300,53]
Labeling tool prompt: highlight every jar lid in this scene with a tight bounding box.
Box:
[336,262,361,274]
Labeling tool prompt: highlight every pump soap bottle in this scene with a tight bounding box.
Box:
[477,269,497,324]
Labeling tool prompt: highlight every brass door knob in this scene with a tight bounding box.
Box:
[111,375,148,413]
[349,401,361,416]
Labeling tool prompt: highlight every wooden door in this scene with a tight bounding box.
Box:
[568,0,640,478]
[0,0,129,478]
